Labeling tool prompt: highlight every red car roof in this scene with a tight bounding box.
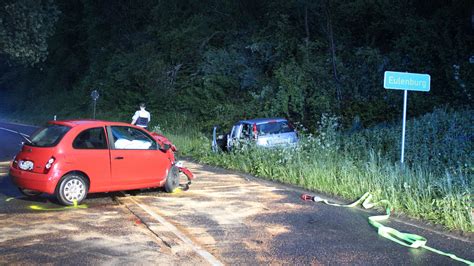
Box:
[49,120,132,128]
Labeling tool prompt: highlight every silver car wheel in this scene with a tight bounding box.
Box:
[63,179,85,202]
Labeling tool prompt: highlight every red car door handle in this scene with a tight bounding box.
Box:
[114,156,124,160]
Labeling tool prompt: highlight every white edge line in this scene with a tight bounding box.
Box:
[129,197,224,266]
[0,127,30,138]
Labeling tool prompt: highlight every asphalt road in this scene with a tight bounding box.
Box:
[0,121,472,265]
[0,121,38,161]
[124,162,474,265]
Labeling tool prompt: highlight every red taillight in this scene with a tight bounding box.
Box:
[253,123,258,139]
[43,157,55,174]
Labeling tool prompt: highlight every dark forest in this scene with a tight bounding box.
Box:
[1,0,472,130]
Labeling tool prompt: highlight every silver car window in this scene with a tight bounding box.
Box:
[257,121,294,135]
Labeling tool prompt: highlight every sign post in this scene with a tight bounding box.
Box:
[90,90,99,119]
[384,71,430,164]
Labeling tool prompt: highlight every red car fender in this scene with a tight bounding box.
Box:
[150,132,177,151]
[149,132,194,184]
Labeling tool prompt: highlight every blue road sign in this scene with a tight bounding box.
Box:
[384,71,430,92]
[91,90,99,100]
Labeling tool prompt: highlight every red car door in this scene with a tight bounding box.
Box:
[69,127,111,192]
[108,126,170,190]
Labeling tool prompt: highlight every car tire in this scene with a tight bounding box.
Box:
[164,165,180,193]
[56,174,88,206]
[18,188,42,197]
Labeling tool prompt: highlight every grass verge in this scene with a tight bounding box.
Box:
[164,109,473,232]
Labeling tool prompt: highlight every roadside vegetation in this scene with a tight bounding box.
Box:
[162,108,473,232]
[4,103,471,232]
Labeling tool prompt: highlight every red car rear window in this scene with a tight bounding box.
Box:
[28,125,71,147]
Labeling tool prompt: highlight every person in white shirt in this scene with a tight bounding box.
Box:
[131,103,151,129]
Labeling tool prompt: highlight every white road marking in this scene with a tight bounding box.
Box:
[0,127,30,138]
[128,197,223,266]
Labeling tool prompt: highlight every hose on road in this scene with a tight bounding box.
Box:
[301,192,473,265]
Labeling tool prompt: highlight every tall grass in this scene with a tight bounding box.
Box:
[164,109,473,232]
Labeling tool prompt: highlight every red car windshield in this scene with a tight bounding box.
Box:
[28,124,71,147]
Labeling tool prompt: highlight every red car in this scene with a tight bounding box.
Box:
[9,120,194,205]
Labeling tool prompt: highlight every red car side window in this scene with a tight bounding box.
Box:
[110,126,157,150]
[73,127,108,149]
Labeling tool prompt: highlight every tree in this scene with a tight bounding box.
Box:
[0,0,60,66]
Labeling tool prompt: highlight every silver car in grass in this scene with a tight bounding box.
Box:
[212,118,298,152]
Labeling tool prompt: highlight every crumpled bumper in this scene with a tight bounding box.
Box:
[176,163,194,191]
[178,166,194,181]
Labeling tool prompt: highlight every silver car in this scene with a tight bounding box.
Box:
[212,118,298,152]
